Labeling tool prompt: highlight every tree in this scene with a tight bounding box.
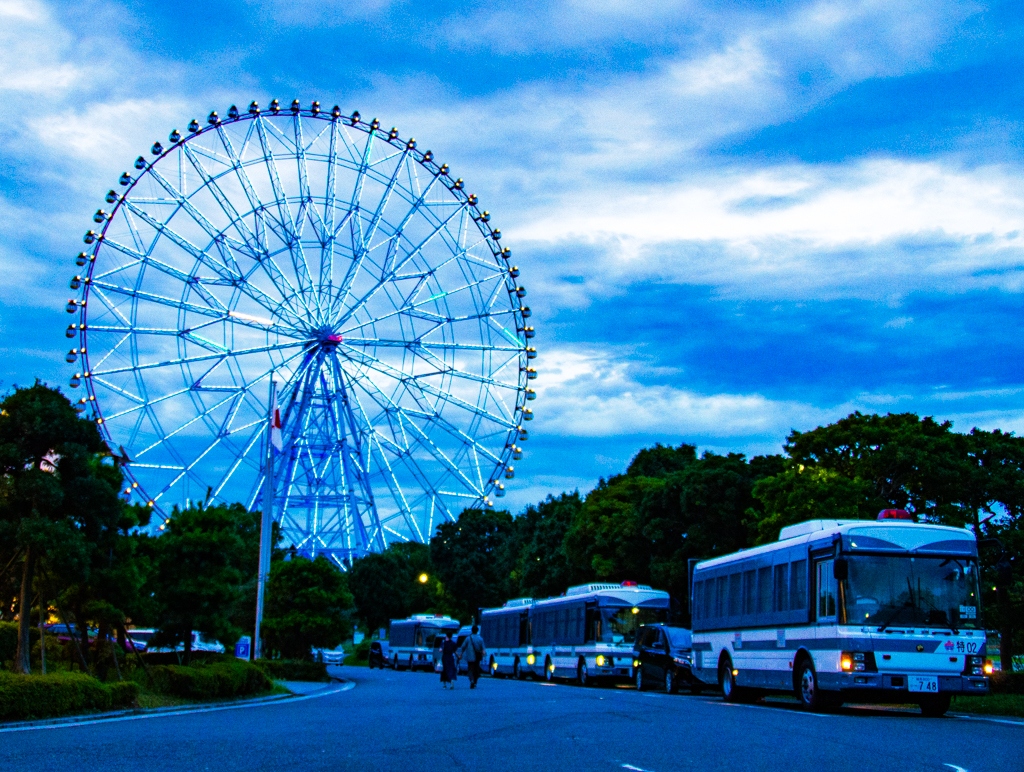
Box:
[148,503,254,663]
[0,383,122,674]
[430,508,516,623]
[348,542,437,633]
[261,556,354,660]
[749,466,877,544]
[512,492,584,599]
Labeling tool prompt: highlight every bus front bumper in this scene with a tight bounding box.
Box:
[819,673,989,695]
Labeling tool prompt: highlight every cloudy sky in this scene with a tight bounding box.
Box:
[2,0,1023,512]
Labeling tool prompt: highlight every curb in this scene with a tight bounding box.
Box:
[0,678,351,733]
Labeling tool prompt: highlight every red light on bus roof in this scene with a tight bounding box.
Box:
[877,509,915,521]
[621,581,638,587]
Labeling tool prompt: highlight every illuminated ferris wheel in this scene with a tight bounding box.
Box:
[65,99,536,564]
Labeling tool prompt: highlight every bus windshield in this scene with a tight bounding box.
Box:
[598,606,667,643]
[844,555,982,629]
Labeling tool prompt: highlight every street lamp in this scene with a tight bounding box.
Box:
[418,573,429,584]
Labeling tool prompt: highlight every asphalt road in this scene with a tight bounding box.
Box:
[0,666,1019,772]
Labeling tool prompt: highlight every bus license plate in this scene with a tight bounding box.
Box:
[908,675,938,693]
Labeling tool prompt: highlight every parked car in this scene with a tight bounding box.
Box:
[368,640,388,669]
[313,645,346,665]
[633,624,702,695]
[43,623,97,644]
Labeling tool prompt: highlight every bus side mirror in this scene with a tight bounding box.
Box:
[834,558,848,581]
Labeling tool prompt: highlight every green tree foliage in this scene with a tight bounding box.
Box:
[0,383,125,673]
[348,542,437,632]
[511,492,583,600]
[430,508,516,622]
[148,503,256,662]
[261,556,354,660]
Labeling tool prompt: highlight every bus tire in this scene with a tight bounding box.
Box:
[513,658,522,680]
[719,657,740,702]
[795,656,831,712]
[577,658,590,687]
[544,657,554,682]
[919,694,951,717]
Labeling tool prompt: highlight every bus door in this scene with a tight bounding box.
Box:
[815,559,838,637]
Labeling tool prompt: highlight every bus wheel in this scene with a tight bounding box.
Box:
[795,657,830,712]
[719,658,737,701]
[545,658,554,682]
[577,658,590,687]
[513,659,522,680]
[919,694,951,718]
[636,665,647,691]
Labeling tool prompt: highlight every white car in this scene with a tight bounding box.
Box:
[145,630,225,654]
[313,645,346,665]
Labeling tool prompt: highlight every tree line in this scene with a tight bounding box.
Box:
[3,383,1021,674]
[349,413,1022,668]
[0,384,353,675]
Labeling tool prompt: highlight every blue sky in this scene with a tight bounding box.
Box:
[2,0,1024,513]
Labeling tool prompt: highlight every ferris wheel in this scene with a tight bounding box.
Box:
[65,99,536,564]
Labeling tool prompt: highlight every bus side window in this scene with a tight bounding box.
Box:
[742,570,756,615]
[817,560,836,620]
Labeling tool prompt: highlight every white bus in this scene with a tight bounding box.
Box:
[529,582,670,685]
[480,598,534,679]
[388,614,460,671]
[690,511,992,716]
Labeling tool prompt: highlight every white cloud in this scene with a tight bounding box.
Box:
[533,347,835,438]
[512,158,1024,301]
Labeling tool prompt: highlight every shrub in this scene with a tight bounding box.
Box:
[0,622,41,667]
[108,681,140,708]
[254,659,329,682]
[143,661,272,700]
[990,670,1024,695]
[0,672,121,721]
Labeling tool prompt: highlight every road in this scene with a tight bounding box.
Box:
[0,666,1019,772]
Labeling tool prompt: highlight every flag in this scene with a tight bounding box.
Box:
[270,395,283,452]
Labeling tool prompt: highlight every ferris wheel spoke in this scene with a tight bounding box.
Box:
[181,144,269,254]
[345,377,451,541]
[338,202,469,325]
[90,340,303,378]
[341,345,518,423]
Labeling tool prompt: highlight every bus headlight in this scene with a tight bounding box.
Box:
[841,651,868,672]
[526,654,535,666]
[596,655,606,667]
[983,660,994,675]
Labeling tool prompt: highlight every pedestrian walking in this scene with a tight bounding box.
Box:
[457,624,486,688]
[440,631,458,689]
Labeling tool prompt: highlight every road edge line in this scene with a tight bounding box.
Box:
[0,679,355,734]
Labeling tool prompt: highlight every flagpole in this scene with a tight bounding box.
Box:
[254,375,276,660]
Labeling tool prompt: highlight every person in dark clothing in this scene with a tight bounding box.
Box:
[457,624,486,689]
[440,631,458,689]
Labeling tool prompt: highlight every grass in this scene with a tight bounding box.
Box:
[952,693,1024,718]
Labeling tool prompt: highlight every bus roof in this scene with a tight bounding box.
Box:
[695,519,976,572]
[532,583,669,608]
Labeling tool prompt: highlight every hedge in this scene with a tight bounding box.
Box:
[143,661,272,700]
[0,672,138,721]
[254,659,329,682]
[990,670,1024,695]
